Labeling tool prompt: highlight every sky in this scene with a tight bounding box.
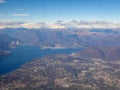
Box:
[0,0,120,29]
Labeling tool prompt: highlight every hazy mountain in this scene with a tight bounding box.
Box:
[0,28,120,49]
[0,32,19,56]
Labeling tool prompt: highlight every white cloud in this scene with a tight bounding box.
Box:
[55,20,120,29]
[0,0,6,3]
[21,23,44,29]
[0,21,25,29]
[12,13,29,16]
[0,20,120,29]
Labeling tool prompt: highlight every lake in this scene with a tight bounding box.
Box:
[0,46,80,75]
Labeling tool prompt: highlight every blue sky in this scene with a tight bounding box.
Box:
[0,0,120,23]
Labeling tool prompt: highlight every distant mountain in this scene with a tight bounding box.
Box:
[0,28,120,49]
[90,29,117,34]
[0,33,18,56]
[1,28,120,58]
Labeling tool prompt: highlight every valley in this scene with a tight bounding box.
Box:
[0,28,120,90]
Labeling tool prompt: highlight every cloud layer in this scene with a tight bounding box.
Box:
[0,20,120,29]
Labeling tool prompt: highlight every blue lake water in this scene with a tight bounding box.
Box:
[0,46,80,75]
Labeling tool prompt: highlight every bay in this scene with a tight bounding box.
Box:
[0,46,80,75]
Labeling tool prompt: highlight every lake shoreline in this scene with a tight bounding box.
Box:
[0,45,81,76]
